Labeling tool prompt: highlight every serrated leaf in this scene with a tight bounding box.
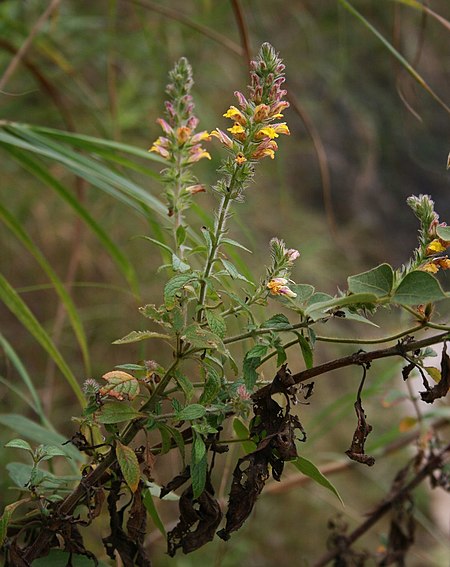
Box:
[116,441,140,492]
[233,418,257,453]
[164,273,197,310]
[143,489,166,537]
[97,402,143,424]
[348,263,394,297]
[183,324,219,350]
[246,344,269,359]
[393,271,447,306]
[100,370,140,400]
[205,309,226,338]
[199,369,222,405]
[113,330,171,345]
[138,304,162,321]
[172,253,191,273]
[0,499,30,547]
[291,456,343,505]
[5,439,33,452]
[174,371,195,402]
[260,313,291,330]
[176,404,207,421]
[436,226,450,241]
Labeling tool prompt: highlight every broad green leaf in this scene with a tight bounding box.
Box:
[39,445,72,460]
[182,324,220,350]
[232,418,257,453]
[348,263,394,297]
[98,402,143,424]
[0,203,90,373]
[205,309,226,338]
[5,439,33,453]
[0,499,30,547]
[192,432,206,464]
[0,415,82,461]
[305,293,378,318]
[157,422,185,461]
[6,462,80,489]
[260,313,291,330]
[176,404,207,421]
[32,550,109,567]
[436,225,450,241]
[100,370,140,400]
[221,237,252,253]
[143,489,166,537]
[113,330,171,344]
[0,274,84,405]
[425,366,441,383]
[243,345,268,389]
[164,273,197,310]
[290,284,315,303]
[291,456,344,505]
[116,441,140,492]
[392,271,447,306]
[245,344,269,359]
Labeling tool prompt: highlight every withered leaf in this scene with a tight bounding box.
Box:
[346,366,375,467]
[167,476,222,556]
[420,343,450,403]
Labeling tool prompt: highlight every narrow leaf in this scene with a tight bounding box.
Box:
[291,456,344,505]
[113,330,171,344]
[116,441,140,492]
[143,489,166,537]
[232,418,257,453]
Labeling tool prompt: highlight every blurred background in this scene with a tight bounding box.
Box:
[1,1,449,565]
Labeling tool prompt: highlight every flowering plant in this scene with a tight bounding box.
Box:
[2,43,450,566]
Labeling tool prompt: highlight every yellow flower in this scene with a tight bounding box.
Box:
[438,258,450,270]
[227,123,246,135]
[267,277,297,298]
[256,126,278,140]
[426,239,447,255]
[235,152,247,165]
[421,262,439,273]
[223,106,247,126]
[253,104,270,122]
[176,126,191,144]
[210,128,233,148]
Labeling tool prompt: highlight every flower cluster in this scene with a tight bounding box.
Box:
[266,237,299,299]
[149,57,210,217]
[407,195,450,274]
[211,43,290,166]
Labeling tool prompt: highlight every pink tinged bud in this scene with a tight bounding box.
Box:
[234,90,249,109]
[187,116,199,129]
[267,277,297,298]
[191,130,211,143]
[253,104,270,122]
[269,101,290,118]
[210,128,233,148]
[156,117,172,134]
[286,248,300,262]
[177,126,192,144]
[236,384,251,400]
[165,101,176,118]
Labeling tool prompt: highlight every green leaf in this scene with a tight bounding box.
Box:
[191,452,207,499]
[100,370,140,400]
[6,462,80,489]
[139,236,173,255]
[290,284,315,303]
[205,309,226,338]
[192,432,206,464]
[116,441,140,492]
[243,345,268,390]
[199,368,222,405]
[113,330,171,344]
[0,203,91,373]
[97,402,143,424]
[291,456,344,505]
[436,226,450,241]
[0,499,29,547]
[305,293,378,319]
[0,274,85,405]
[32,550,108,567]
[183,324,220,350]
[176,404,207,421]
[233,418,257,453]
[39,445,71,460]
[5,439,33,453]
[164,273,197,310]
[260,313,291,330]
[157,423,185,462]
[143,489,166,537]
[296,334,314,369]
[172,253,191,273]
[221,237,252,253]
[392,271,447,306]
[174,371,195,403]
[0,414,83,461]
[348,263,394,297]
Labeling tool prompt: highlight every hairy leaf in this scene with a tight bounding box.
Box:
[116,442,140,492]
[100,371,140,400]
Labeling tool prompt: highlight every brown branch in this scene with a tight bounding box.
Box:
[230,0,252,68]
[312,442,450,567]
[21,332,449,562]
